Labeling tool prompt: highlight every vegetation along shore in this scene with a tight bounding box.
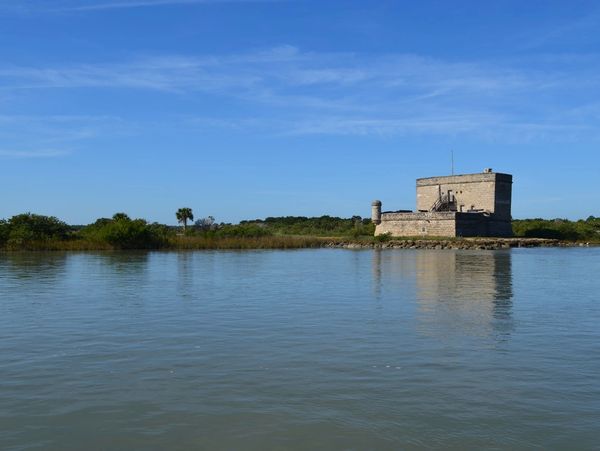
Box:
[0,211,598,251]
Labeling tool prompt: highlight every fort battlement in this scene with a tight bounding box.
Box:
[372,169,513,238]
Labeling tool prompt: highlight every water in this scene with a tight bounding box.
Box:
[1,248,599,450]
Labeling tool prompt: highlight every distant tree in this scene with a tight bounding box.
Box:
[176,208,194,232]
[0,219,9,245]
[194,216,215,231]
[80,214,169,249]
[112,212,130,221]
[5,213,71,245]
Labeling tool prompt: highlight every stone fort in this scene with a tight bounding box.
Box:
[372,168,513,237]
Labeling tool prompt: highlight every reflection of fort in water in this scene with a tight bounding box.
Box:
[372,250,514,337]
[416,251,513,317]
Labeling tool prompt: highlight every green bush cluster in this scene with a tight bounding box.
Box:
[3,210,598,251]
[80,213,170,249]
[217,223,272,238]
[190,223,272,238]
[240,215,375,237]
[0,213,72,247]
[374,232,392,243]
[513,216,600,241]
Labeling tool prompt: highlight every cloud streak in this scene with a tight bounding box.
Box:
[0,0,278,14]
[0,115,127,159]
[0,47,599,140]
[0,149,69,158]
[0,47,565,98]
[66,0,279,12]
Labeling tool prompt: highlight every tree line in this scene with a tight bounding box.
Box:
[512,217,600,241]
[0,211,598,250]
[0,210,376,249]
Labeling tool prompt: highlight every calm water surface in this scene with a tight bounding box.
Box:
[1,248,599,450]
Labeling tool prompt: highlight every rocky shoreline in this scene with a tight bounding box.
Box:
[326,238,596,250]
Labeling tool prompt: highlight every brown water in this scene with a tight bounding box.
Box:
[1,248,599,450]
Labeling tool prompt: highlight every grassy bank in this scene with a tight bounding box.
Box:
[168,235,330,250]
[0,213,376,251]
[0,235,331,251]
[0,212,598,251]
[1,235,591,252]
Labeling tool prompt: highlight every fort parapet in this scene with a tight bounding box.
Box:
[372,169,513,237]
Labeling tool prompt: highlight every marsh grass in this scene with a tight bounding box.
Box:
[168,235,330,250]
[1,239,113,251]
[0,235,341,251]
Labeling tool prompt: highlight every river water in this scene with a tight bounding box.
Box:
[1,249,599,450]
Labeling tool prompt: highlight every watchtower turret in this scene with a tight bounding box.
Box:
[371,200,382,225]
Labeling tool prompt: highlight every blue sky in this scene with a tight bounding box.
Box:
[1,0,599,224]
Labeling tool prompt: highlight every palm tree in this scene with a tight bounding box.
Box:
[176,207,194,232]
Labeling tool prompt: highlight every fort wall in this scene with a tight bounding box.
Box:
[375,212,513,238]
[416,172,512,220]
[375,212,458,237]
[372,169,513,238]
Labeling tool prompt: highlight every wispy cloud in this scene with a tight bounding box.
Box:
[66,0,279,12]
[0,149,69,158]
[0,115,126,159]
[518,9,600,50]
[188,113,599,143]
[0,0,278,14]
[0,47,565,98]
[1,47,599,140]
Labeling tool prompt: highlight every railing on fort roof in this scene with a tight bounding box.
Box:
[430,193,457,212]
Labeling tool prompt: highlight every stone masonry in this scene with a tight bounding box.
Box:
[372,169,513,237]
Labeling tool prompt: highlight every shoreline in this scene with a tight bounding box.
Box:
[0,237,597,252]
[327,237,596,250]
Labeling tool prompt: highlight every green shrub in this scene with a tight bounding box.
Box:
[374,232,392,243]
[216,223,272,238]
[80,213,169,249]
[513,217,600,241]
[3,213,71,246]
[240,215,376,237]
[0,219,9,245]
